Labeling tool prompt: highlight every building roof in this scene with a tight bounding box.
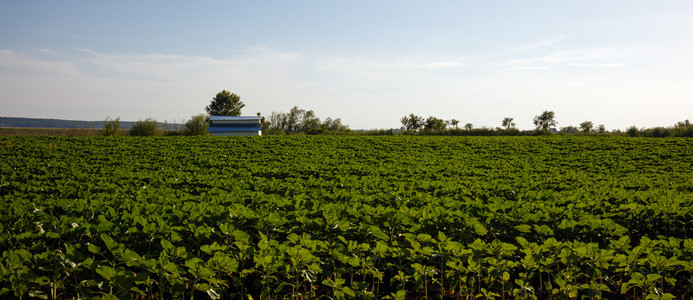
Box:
[209,115,263,121]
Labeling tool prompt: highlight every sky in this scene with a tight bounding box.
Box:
[1,1,692,130]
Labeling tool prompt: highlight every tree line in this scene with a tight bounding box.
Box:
[101,90,350,136]
[395,110,693,137]
[101,90,692,137]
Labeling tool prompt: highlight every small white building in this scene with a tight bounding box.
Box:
[208,116,263,136]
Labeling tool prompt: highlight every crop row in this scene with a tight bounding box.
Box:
[1,136,692,299]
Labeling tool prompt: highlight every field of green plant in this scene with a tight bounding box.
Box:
[1,136,692,299]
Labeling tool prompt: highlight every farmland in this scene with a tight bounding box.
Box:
[1,136,692,299]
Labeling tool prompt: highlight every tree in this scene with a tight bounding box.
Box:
[102,117,121,136]
[597,124,606,133]
[205,90,245,116]
[560,126,579,134]
[424,116,446,132]
[130,118,160,136]
[533,110,557,131]
[501,117,515,130]
[286,106,304,133]
[449,119,460,129]
[299,109,321,134]
[579,121,593,133]
[183,114,209,136]
[675,119,691,127]
[673,119,693,137]
[266,106,343,134]
[400,114,424,131]
[321,117,350,132]
[464,123,473,131]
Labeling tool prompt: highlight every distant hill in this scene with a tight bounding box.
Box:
[0,117,182,130]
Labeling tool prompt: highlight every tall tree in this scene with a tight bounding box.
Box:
[449,119,460,129]
[400,114,424,131]
[579,121,593,133]
[299,109,321,133]
[205,90,245,116]
[424,116,446,132]
[533,110,557,131]
[501,117,515,130]
[322,117,349,132]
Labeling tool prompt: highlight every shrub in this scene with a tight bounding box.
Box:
[673,120,693,137]
[646,127,671,137]
[560,126,579,134]
[672,126,693,137]
[183,114,209,136]
[102,117,121,136]
[129,118,160,136]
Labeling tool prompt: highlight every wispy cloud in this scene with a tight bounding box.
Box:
[497,35,568,56]
[73,47,306,83]
[0,49,83,76]
[38,48,57,54]
[499,45,649,68]
[559,81,588,88]
[65,34,184,46]
[77,48,220,80]
[567,63,626,68]
[512,66,550,71]
[418,61,466,69]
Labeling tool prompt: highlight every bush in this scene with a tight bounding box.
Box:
[183,114,209,136]
[560,126,579,134]
[102,117,121,136]
[645,127,671,137]
[672,125,693,137]
[129,118,160,136]
[673,120,693,137]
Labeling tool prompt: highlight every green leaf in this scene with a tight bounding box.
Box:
[470,221,488,236]
[101,293,119,300]
[368,226,389,241]
[100,233,118,252]
[185,257,204,269]
[515,236,529,247]
[160,239,174,252]
[335,219,350,231]
[194,283,211,292]
[437,231,448,243]
[88,243,100,254]
[646,273,662,282]
[342,286,356,297]
[121,249,142,266]
[416,233,432,243]
[514,224,532,233]
[233,230,250,243]
[96,265,117,281]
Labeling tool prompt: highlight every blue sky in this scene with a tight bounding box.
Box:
[1,1,692,130]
